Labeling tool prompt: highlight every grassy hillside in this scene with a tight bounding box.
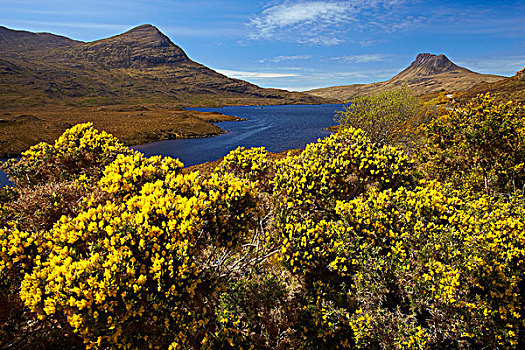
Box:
[0,104,245,157]
[0,25,326,108]
[457,67,525,104]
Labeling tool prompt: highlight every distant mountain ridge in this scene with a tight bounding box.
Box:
[0,26,80,54]
[307,53,504,101]
[0,25,324,107]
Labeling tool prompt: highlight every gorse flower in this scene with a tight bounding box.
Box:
[1,98,525,350]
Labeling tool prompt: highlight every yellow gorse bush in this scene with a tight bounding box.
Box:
[334,183,525,348]
[1,122,131,188]
[1,102,525,350]
[215,146,274,194]
[99,152,184,199]
[273,128,414,221]
[215,146,271,182]
[6,131,259,348]
[20,169,258,348]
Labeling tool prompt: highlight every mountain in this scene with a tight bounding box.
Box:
[459,67,525,104]
[0,25,323,108]
[307,53,504,101]
[0,26,80,54]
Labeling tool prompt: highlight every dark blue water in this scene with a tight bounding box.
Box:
[0,159,12,187]
[0,157,19,187]
[134,104,344,166]
[0,104,344,187]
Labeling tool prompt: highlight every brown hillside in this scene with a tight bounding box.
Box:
[0,26,80,55]
[459,67,525,104]
[0,25,325,108]
[307,53,504,102]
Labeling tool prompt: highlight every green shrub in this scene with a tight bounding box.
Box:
[335,87,424,146]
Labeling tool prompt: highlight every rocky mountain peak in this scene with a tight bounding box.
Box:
[308,52,505,100]
[115,24,173,48]
[74,24,189,68]
[407,53,459,75]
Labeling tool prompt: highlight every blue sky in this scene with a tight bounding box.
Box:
[1,0,525,91]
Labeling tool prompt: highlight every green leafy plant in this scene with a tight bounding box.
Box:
[335,87,424,146]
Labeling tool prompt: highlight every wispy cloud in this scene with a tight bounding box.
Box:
[311,68,398,80]
[250,1,353,38]
[248,0,412,45]
[331,54,388,63]
[259,55,312,63]
[216,69,299,79]
[358,39,380,47]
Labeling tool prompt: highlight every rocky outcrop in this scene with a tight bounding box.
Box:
[516,67,525,80]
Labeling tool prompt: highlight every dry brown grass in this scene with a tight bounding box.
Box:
[0,104,242,157]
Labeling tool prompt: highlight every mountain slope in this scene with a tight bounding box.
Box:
[459,67,525,104]
[0,25,324,108]
[61,24,190,69]
[307,53,504,101]
[0,25,80,55]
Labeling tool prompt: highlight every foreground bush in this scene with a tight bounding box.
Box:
[21,170,258,349]
[335,184,525,348]
[1,115,524,349]
[215,146,274,192]
[1,124,262,348]
[420,93,525,195]
[2,122,132,188]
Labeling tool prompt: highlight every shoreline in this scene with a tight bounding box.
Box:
[0,104,245,158]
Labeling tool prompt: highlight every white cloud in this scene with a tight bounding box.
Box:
[248,0,410,45]
[259,55,312,63]
[216,69,299,79]
[250,1,352,38]
[331,54,388,63]
[358,39,379,47]
[299,36,344,46]
[308,69,399,80]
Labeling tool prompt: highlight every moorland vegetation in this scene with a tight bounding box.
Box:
[1,92,525,349]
